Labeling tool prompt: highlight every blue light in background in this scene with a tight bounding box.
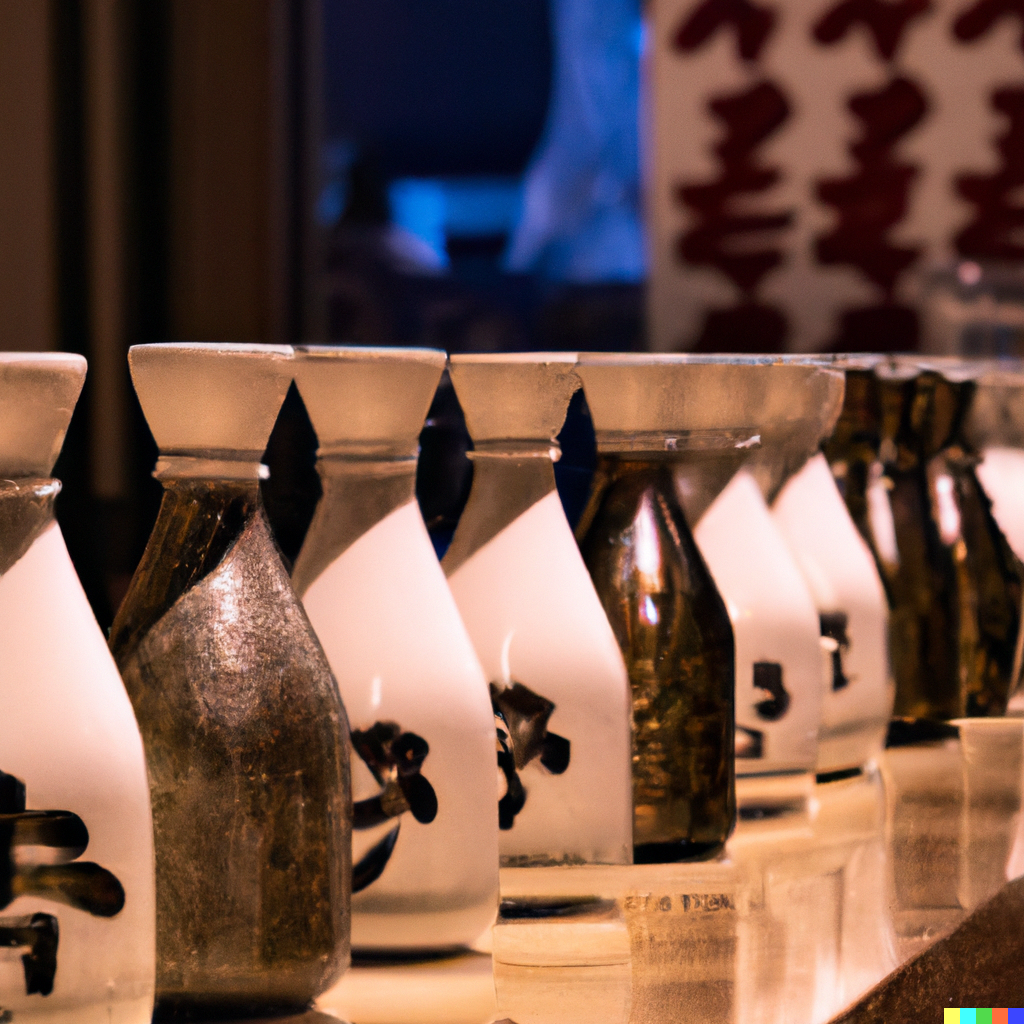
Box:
[389,179,449,268]
[386,177,524,269]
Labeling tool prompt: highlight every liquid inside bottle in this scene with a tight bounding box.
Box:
[578,455,736,861]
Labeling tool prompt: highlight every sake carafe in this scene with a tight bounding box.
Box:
[869,360,1023,720]
[0,354,155,1024]
[773,451,893,773]
[574,355,740,862]
[291,345,499,953]
[443,353,632,867]
[109,343,351,1017]
[771,358,893,774]
[687,361,844,796]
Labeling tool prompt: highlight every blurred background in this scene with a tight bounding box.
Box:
[1,0,1021,625]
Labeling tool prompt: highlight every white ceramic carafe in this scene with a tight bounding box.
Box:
[773,452,892,773]
[693,471,825,778]
[689,363,845,784]
[444,354,633,867]
[292,346,499,953]
[0,354,155,1023]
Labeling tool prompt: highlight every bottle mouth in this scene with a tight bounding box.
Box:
[154,450,269,481]
[595,428,761,455]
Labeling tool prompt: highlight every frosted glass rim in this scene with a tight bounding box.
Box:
[0,352,87,370]
[129,341,293,358]
[295,344,445,366]
[449,352,578,365]
[875,354,1021,382]
[577,352,787,366]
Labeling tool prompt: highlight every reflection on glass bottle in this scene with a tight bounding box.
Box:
[856,367,1024,719]
[578,457,735,862]
[109,345,350,1017]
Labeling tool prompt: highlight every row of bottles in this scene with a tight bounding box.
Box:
[3,345,1023,1020]
[825,356,1024,723]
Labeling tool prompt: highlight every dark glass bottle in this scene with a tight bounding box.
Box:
[864,367,1023,719]
[109,344,351,1019]
[577,456,736,862]
[822,365,883,546]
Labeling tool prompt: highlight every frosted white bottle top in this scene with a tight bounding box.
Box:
[0,352,85,476]
[450,352,578,450]
[128,343,293,465]
[294,345,446,457]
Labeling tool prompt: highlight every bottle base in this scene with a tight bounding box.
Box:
[153,997,312,1021]
[632,839,724,864]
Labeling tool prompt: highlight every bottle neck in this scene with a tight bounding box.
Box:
[881,374,973,469]
[109,477,263,664]
[589,428,759,527]
[585,449,750,529]
[291,456,419,596]
[153,451,269,482]
[0,478,60,577]
[442,447,558,575]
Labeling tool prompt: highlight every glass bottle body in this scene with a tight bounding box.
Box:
[862,373,1023,720]
[109,477,351,1017]
[578,456,736,861]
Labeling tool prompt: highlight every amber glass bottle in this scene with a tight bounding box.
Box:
[822,365,883,546]
[109,344,351,1019]
[578,455,736,862]
[867,367,1023,719]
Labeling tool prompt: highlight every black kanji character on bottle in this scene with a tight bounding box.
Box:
[350,723,438,892]
[0,768,125,1010]
[490,682,571,830]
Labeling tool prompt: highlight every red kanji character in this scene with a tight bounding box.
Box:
[813,0,932,61]
[956,88,1024,260]
[675,0,777,62]
[954,0,1024,53]
[816,77,928,294]
[676,81,793,350]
